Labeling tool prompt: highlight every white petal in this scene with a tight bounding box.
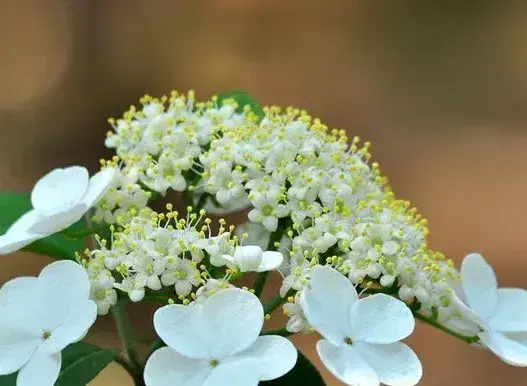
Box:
[39,260,91,300]
[216,190,231,205]
[0,210,48,254]
[153,304,209,359]
[234,246,263,272]
[81,167,118,208]
[0,317,40,376]
[144,347,211,386]
[316,340,379,386]
[44,300,97,353]
[0,277,43,335]
[197,288,264,358]
[489,288,527,332]
[38,260,92,331]
[461,253,498,319]
[27,203,88,235]
[0,277,38,308]
[257,251,283,272]
[17,346,61,386]
[204,362,259,386]
[262,216,278,232]
[449,289,486,328]
[0,232,42,255]
[349,294,414,344]
[7,209,46,234]
[210,254,232,267]
[31,166,89,215]
[300,265,357,346]
[479,330,527,367]
[353,342,422,386]
[231,335,297,381]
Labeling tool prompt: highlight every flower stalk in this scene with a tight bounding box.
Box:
[111,300,143,385]
[412,312,480,345]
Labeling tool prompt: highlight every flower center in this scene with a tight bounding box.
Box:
[209,359,219,368]
[344,336,352,345]
[95,289,107,300]
[261,205,274,216]
[175,269,187,279]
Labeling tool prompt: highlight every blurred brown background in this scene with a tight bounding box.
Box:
[2,0,527,384]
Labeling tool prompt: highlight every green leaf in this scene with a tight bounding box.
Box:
[55,342,119,386]
[262,350,326,385]
[216,90,265,122]
[0,343,118,386]
[0,192,87,260]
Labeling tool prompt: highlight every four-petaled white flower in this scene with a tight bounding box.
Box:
[0,260,97,386]
[451,253,527,366]
[144,288,298,386]
[0,166,117,254]
[213,245,283,273]
[301,265,422,386]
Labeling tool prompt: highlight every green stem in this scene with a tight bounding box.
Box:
[253,271,270,299]
[111,301,142,374]
[262,328,293,337]
[194,193,209,212]
[413,312,480,344]
[264,289,295,315]
[182,190,193,208]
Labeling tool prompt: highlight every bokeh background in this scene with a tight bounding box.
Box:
[1,1,527,384]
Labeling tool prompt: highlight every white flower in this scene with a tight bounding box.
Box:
[193,279,233,305]
[279,255,311,297]
[195,233,234,265]
[451,253,527,366]
[160,257,201,297]
[215,245,283,273]
[114,275,148,302]
[248,191,289,232]
[283,294,310,333]
[0,260,97,385]
[0,166,117,254]
[144,288,298,386]
[90,271,118,315]
[301,265,422,386]
[235,222,292,274]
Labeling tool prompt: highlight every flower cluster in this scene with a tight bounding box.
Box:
[2,90,527,386]
[98,91,461,329]
[199,104,459,330]
[83,206,282,315]
[96,91,257,224]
